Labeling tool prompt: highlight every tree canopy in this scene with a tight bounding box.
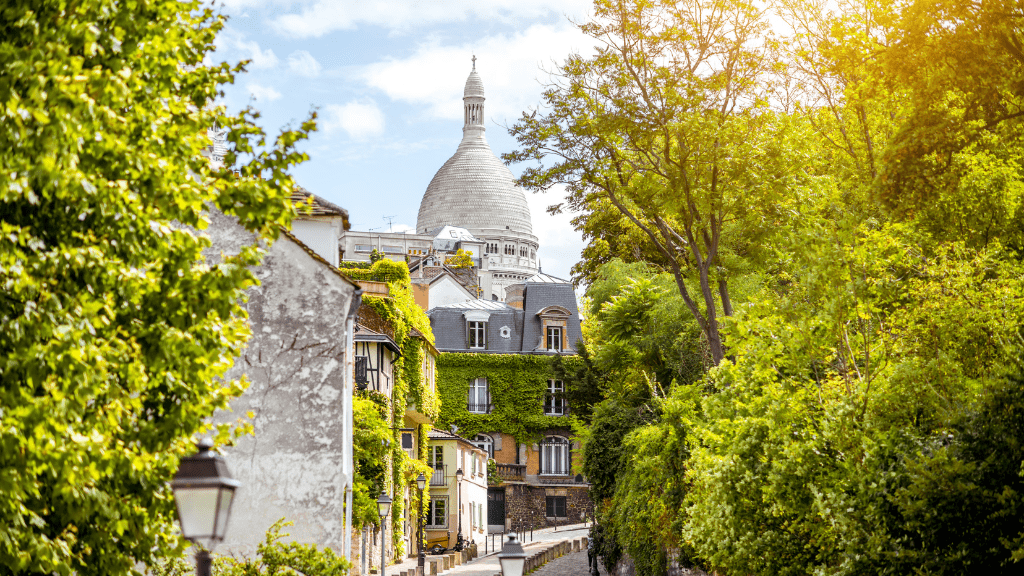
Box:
[0,0,314,574]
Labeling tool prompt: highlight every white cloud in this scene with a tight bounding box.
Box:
[525,184,585,283]
[271,0,591,38]
[234,38,279,69]
[247,83,282,102]
[390,223,416,234]
[360,22,593,123]
[323,101,386,139]
[287,50,322,78]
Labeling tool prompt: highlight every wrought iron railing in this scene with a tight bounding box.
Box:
[466,403,492,414]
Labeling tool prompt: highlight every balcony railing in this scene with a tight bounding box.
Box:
[496,463,526,483]
[466,403,492,414]
[430,465,447,486]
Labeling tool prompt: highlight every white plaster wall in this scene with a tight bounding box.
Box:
[428,276,475,309]
[206,210,358,557]
[291,218,340,267]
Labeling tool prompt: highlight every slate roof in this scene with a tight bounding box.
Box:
[427,277,581,354]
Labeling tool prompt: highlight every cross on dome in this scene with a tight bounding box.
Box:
[472,54,476,69]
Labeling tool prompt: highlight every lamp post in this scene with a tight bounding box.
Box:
[454,467,464,550]
[170,439,240,576]
[498,533,526,576]
[377,491,392,576]
[415,473,427,568]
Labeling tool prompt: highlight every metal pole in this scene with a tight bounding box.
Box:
[380,518,387,576]
[195,550,211,576]
[418,489,425,568]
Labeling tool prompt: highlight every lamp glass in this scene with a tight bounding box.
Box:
[377,492,392,518]
[498,534,526,576]
[213,486,236,540]
[416,473,426,492]
[174,487,220,541]
[499,556,526,576]
[455,468,464,482]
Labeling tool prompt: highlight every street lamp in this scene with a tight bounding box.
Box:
[170,439,240,576]
[415,473,427,568]
[377,491,392,576]
[498,533,526,576]
[454,468,464,550]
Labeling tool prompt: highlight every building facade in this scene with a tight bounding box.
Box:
[429,273,594,531]
[425,429,490,551]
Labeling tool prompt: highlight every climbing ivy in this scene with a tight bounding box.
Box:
[436,353,583,443]
[354,261,437,561]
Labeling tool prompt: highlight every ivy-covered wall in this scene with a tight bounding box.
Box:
[436,353,583,443]
[352,259,437,562]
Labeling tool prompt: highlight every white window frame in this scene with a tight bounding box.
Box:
[467,377,490,414]
[427,497,448,528]
[545,380,566,416]
[473,434,494,458]
[468,321,486,349]
[540,435,571,476]
[546,326,563,351]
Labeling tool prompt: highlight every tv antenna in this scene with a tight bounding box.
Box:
[382,215,397,233]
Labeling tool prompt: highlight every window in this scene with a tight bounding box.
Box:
[401,430,416,460]
[473,434,494,458]
[544,380,566,416]
[429,446,446,485]
[546,326,563,351]
[354,356,368,385]
[355,244,373,252]
[467,377,490,413]
[540,436,570,476]
[468,321,486,349]
[428,498,447,527]
[545,496,567,518]
[382,245,404,254]
[471,452,478,477]
[504,244,514,255]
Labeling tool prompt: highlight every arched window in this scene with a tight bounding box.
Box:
[539,436,570,476]
[473,434,494,458]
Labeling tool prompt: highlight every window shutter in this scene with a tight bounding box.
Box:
[494,435,502,451]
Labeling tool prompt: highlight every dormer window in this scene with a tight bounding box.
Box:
[536,305,572,353]
[463,310,491,350]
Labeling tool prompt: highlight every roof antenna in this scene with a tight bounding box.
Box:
[382,215,397,233]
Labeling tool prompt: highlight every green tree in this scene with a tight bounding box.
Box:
[506,0,805,364]
[0,1,313,574]
[444,248,475,269]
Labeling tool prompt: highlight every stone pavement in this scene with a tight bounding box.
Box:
[530,550,609,576]
[385,524,592,576]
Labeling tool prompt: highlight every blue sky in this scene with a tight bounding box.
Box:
[212,0,596,282]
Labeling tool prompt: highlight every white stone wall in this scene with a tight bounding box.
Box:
[205,210,359,558]
[429,276,475,309]
[291,218,341,266]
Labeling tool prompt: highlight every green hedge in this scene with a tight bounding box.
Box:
[437,353,583,443]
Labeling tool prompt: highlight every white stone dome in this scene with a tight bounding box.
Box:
[416,64,533,237]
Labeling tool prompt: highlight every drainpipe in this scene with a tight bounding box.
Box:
[343,288,363,560]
